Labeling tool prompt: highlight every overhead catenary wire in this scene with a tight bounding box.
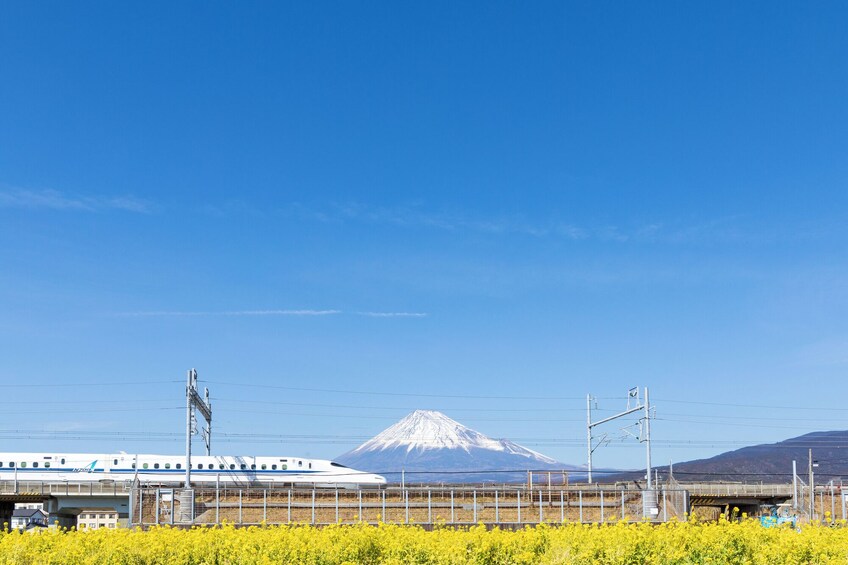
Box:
[5,377,848,414]
[0,380,182,387]
[205,381,591,401]
[6,377,848,468]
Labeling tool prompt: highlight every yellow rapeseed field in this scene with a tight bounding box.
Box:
[3,520,848,564]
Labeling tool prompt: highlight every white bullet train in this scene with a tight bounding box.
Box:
[0,452,385,486]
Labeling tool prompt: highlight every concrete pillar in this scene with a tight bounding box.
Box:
[0,502,13,531]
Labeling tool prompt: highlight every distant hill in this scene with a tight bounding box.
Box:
[604,430,848,483]
[335,410,581,483]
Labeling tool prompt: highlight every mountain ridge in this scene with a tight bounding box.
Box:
[336,410,577,482]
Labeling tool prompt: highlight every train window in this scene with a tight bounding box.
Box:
[33,463,38,468]
[154,463,159,469]
[261,464,267,470]
[143,463,149,469]
[308,463,312,469]
[219,464,224,470]
[280,459,288,463]
[20,463,26,468]
[198,464,204,469]
[45,462,50,468]
[164,463,171,469]
[131,463,136,469]
[298,461,302,467]
[282,464,287,470]
[229,464,235,470]
[250,464,256,470]
[61,458,65,464]
[271,464,277,470]
[114,459,118,465]
[9,463,14,468]
[176,464,181,469]
[240,464,246,470]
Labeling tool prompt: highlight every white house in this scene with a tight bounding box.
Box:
[11,508,48,531]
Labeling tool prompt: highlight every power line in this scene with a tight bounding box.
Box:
[0,380,182,387]
[205,380,589,401]
[4,377,848,415]
[655,398,848,412]
[215,398,595,413]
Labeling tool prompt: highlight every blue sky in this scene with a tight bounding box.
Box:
[1,1,847,472]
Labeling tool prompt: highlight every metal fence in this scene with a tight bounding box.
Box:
[130,485,690,527]
[0,480,132,496]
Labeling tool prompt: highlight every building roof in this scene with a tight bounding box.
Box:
[12,508,46,519]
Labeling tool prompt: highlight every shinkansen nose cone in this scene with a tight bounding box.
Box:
[373,474,387,485]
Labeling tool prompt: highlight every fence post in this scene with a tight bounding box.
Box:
[662,488,667,522]
[517,491,521,524]
[382,490,386,522]
[263,489,267,523]
[128,484,134,528]
[139,488,143,525]
[495,490,499,523]
[155,489,160,525]
[287,489,292,523]
[238,490,242,524]
[539,490,544,523]
[621,489,625,520]
[473,490,478,523]
[335,489,339,524]
[428,490,432,524]
[311,489,316,525]
[560,490,564,522]
[831,483,836,523]
[600,490,605,523]
[359,489,363,523]
[450,490,455,523]
[579,490,583,523]
[405,488,409,524]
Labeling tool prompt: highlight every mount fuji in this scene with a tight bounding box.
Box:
[335,410,580,483]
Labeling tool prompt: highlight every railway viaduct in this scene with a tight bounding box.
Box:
[2,480,801,529]
[1,482,130,529]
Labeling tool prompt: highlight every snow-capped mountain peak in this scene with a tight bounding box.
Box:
[349,410,557,464]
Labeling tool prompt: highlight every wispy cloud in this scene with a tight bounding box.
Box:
[356,311,429,318]
[118,309,342,317]
[116,309,430,318]
[0,187,152,213]
[288,202,812,246]
[282,202,659,242]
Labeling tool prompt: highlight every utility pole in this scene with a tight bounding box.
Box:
[809,449,817,522]
[645,387,652,491]
[586,394,593,483]
[792,460,798,510]
[587,387,654,517]
[185,368,213,488]
[587,388,652,483]
[182,368,212,523]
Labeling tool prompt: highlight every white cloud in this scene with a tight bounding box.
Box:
[283,201,636,242]
[0,187,152,213]
[116,309,430,318]
[356,311,429,318]
[118,309,342,317]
